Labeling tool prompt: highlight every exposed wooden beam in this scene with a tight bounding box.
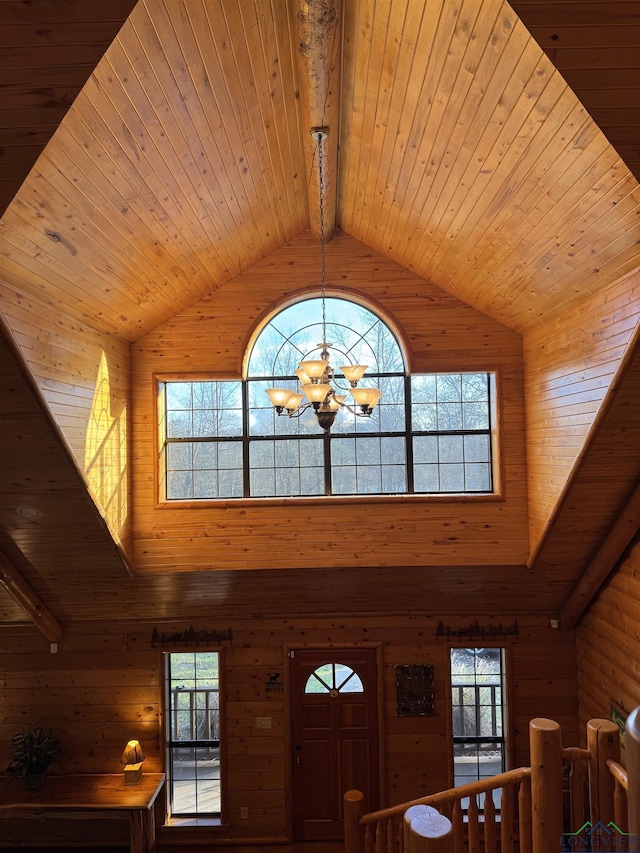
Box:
[0,551,62,642]
[293,0,342,240]
[558,481,640,629]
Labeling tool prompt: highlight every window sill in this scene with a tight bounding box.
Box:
[164,817,223,828]
[156,491,504,510]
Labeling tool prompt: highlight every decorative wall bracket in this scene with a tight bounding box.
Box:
[151,626,233,647]
[436,620,519,641]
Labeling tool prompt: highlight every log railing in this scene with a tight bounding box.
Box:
[345,767,532,853]
[345,714,637,853]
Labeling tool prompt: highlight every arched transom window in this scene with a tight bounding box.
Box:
[304,663,365,695]
[159,296,494,500]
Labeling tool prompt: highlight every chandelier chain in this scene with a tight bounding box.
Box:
[317,131,327,343]
[263,127,381,430]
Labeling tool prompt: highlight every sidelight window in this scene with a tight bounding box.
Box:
[165,651,221,818]
[450,647,506,810]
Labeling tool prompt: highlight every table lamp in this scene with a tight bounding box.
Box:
[120,739,145,785]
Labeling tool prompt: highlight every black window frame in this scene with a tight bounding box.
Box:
[450,646,507,815]
[164,650,222,820]
[159,371,495,500]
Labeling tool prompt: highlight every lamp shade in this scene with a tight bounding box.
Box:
[302,383,331,404]
[339,364,367,384]
[298,359,327,380]
[350,387,382,409]
[265,387,294,408]
[121,739,145,765]
[284,392,304,411]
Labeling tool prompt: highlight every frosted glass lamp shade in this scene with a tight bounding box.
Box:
[350,387,382,410]
[294,367,311,385]
[327,394,346,411]
[298,360,328,380]
[339,365,367,384]
[302,383,332,403]
[266,388,294,408]
[284,392,304,410]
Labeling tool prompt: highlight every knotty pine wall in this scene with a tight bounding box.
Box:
[0,612,577,849]
[0,285,132,554]
[131,230,529,575]
[523,266,640,553]
[577,535,640,738]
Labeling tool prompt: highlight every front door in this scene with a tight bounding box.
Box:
[291,648,380,841]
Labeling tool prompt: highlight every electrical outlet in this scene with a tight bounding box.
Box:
[255,716,272,729]
[240,807,249,819]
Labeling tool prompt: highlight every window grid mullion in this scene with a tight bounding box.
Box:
[162,366,493,499]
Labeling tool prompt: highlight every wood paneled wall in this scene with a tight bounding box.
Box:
[0,281,132,553]
[0,612,577,848]
[577,535,640,736]
[523,266,640,552]
[132,230,529,575]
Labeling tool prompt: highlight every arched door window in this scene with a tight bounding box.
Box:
[304,662,365,695]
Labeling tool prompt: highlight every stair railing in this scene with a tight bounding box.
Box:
[344,766,532,853]
[345,716,627,853]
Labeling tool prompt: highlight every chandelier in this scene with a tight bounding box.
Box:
[264,129,382,432]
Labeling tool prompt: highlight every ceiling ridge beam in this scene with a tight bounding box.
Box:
[293,0,342,241]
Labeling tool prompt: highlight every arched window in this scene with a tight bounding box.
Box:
[159,295,494,500]
[304,663,365,695]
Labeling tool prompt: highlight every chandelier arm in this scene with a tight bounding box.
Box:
[337,400,372,419]
[278,401,313,419]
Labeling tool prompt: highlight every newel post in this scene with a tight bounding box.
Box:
[586,718,620,827]
[404,805,453,853]
[530,718,564,853]
[344,789,366,853]
[626,707,640,836]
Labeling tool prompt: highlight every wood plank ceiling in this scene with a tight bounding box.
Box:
[0,0,639,629]
[1,1,638,219]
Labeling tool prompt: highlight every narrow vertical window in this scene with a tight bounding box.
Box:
[165,651,221,817]
[450,648,506,809]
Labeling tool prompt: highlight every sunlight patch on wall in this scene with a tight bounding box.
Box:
[85,351,128,541]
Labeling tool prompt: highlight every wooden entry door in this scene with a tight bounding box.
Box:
[291,648,380,841]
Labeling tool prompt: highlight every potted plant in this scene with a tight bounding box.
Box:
[6,725,61,789]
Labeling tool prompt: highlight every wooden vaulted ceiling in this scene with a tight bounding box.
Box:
[0,0,639,632]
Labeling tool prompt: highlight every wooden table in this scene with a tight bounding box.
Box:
[0,773,165,852]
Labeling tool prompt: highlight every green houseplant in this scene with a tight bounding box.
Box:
[6,725,61,789]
